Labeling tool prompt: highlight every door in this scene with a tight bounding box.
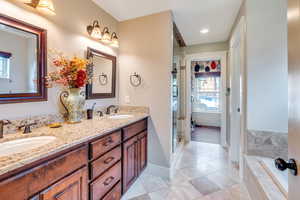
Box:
[229,19,243,165]
[138,131,148,174]
[288,0,300,199]
[35,167,88,200]
[123,136,138,193]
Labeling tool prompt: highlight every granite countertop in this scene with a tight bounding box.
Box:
[0,112,149,177]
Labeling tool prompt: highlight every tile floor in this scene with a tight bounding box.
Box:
[121,142,251,200]
[191,127,221,144]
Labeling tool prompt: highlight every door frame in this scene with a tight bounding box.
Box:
[229,16,246,177]
[184,51,228,147]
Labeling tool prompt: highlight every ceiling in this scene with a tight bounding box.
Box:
[93,0,242,45]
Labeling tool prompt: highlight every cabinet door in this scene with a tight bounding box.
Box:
[122,136,138,193]
[37,167,88,200]
[137,131,147,175]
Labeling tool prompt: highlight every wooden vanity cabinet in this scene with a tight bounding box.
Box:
[137,131,148,174]
[122,120,148,193]
[33,167,88,200]
[0,118,148,200]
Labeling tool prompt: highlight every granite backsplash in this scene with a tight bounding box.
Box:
[247,130,288,160]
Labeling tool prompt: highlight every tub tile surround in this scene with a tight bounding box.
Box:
[247,130,288,160]
[0,106,149,176]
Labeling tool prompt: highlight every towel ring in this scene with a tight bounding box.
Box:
[130,72,142,87]
[98,73,108,85]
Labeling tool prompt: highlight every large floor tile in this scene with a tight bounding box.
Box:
[128,194,152,200]
[148,183,203,200]
[190,176,221,196]
[121,178,147,200]
[122,141,251,200]
[207,171,238,189]
[139,173,169,193]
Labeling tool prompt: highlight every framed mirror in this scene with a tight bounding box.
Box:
[86,47,116,99]
[0,14,47,104]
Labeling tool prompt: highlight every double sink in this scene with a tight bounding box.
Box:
[0,114,133,157]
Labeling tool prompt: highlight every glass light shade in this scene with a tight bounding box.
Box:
[36,0,56,15]
[18,0,32,3]
[101,27,111,43]
[91,25,102,39]
[110,32,119,47]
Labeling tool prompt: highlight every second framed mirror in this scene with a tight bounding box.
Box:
[86,47,116,99]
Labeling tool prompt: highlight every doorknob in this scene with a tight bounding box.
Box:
[237,108,241,112]
[275,158,298,176]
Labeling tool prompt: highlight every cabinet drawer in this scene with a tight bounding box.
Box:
[123,119,147,141]
[90,162,121,200]
[90,146,121,180]
[90,131,121,159]
[0,146,87,200]
[102,182,121,200]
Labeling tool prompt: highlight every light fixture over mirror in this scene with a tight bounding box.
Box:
[87,21,119,48]
[87,20,102,39]
[101,27,111,43]
[36,0,56,15]
[18,0,56,15]
[110,32,119,47]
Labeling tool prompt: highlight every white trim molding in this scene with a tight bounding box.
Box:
[184,51,228,147]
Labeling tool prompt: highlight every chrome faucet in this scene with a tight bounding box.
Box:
[0,120,11,139]
[106,105,118,115]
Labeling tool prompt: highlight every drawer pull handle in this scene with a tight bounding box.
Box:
[104,157,115,164]
[103,137,114,146]
[103,176,115,186]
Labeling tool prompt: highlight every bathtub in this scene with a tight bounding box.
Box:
[259,157,288,197]
[245,156,287,200]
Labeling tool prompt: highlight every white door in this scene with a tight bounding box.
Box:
[229,38,242,164]
[288,0,300,199]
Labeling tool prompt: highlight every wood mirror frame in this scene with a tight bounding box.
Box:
[86,47,116,99]
[0,14,47,104]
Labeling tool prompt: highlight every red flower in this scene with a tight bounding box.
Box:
[75,70,87,88]
[77,70,87,80]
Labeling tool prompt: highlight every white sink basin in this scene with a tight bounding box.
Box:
[0,136,56,157]
[109,114,133,119]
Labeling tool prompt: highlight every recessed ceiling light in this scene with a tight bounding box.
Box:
[200,28,209,34]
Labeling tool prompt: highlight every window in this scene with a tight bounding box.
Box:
[0,57,10,79]
[193,75,220,112]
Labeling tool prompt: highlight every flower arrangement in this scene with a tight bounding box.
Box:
[47,53,89,88]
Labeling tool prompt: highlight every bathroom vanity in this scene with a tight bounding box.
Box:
[0,116,148,200]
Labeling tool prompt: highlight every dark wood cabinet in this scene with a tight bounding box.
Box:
[123,136,138,193]
[137,131,148,174]
[89,162,121,200]
[102,182,121,200]
[122,120,148,193]
[0,118,148,200]
[36,167,88,200]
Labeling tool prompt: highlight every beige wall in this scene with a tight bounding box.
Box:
[0,0,118,119]
[184,41,229,55]
[118,11,173,168]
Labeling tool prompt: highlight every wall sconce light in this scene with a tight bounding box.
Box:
[87,21,102,40]
[87,21,119,48]
[101,27,111,43]
[110,32,119,47]
[18,0,56,15]
[18,0,32,3]
[36,0,56,15]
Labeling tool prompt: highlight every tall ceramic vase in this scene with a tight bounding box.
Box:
[60,88,85,123]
